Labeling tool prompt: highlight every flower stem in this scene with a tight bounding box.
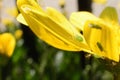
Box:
[0,67,2,80]
[114,73,120,80]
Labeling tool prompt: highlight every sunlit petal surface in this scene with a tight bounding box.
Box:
[70,12,99,31]
[17,0,90,51]
[84,20,120,62]
[17,0,120,62]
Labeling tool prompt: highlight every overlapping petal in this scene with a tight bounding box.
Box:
[84,20,120,62]
[84,7,120,62]
[70,12,99,31]
[17,0,90,51]
[99,7,119,25]
[17,0,120,62]
[17,0,43,11]
[70,6,120,62]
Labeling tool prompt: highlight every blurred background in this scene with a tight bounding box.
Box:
[0,0,120,80]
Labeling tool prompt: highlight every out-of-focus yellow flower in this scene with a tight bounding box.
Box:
[17,0,90,52]
[15,29,23,40]
[93,0,107,4]
[1,18,12,25]
[16,0,120,62]
[6,7,18,17]
[59,0,65,8]
[1,18,15,29]
[0,33,16,57]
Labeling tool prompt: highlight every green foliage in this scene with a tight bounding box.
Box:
[0,32,113,80]
[0,1,115,80]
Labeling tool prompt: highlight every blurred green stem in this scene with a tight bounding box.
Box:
[99,59,120,80]
[39,51,48,74]
[114,73,120,80]
[38,47,57,79]
[0,67,2,80]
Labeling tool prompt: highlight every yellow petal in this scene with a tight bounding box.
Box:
[84,20,120,62]
[17,0,42,11]
[19,5,90,51]
[100,7,119,25]
[17,0,44,25]
[0,33,16,57]
[70,12,99,31]
[17,14,28,26]
[46,7,79,36]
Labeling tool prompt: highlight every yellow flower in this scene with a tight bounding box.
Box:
[92,0,107,4]
[6,7,18,17]
[0,33,16,57]
[14,29,23,40]
[16,0,90,52]
[70,7,120,62]
[16,0,120,62]
[1,18,13,26]
[59,0,65,8]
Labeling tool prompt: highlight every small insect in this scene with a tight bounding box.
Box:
[96,42,104,51]
[75,35,83,42]
[89,23,102,29]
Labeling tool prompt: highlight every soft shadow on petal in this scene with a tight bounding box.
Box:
[70,12,99,31]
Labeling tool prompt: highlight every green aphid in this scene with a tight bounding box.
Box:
[75,35,83,42]
[89,23,102,29]
[97,42,104,51]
